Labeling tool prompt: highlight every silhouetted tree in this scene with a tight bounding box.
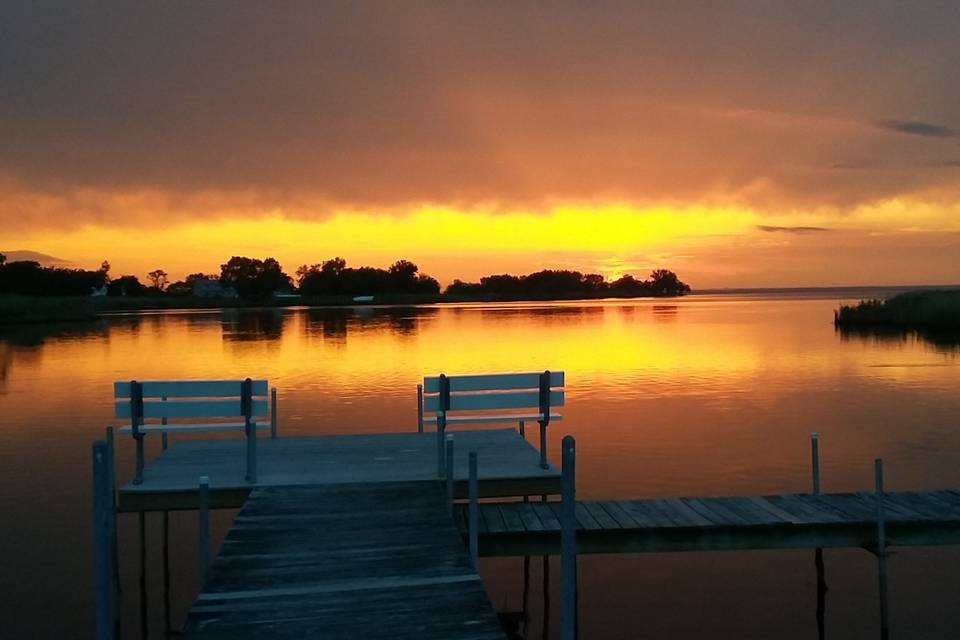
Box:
[444,268,690,299]
[0,260,108,296]
[0,253,6,267]
[220,256,292,298]
[646,269,690,295]
[107,275,146,297]
[147,269,169,291]
[298,258,439,296]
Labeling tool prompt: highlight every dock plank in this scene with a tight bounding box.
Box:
[119,429,561,511]
[182,482,504,639]
[457,489,960,556]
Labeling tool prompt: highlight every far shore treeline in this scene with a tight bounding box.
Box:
[0,252,692,301]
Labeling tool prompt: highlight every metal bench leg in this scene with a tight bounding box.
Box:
[134,435,145,485]
[539,421,548,469]
[436,419,445,478]
[246,421,257,483]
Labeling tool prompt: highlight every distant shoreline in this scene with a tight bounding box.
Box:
[1,291,687,326]
[3,285,960,327]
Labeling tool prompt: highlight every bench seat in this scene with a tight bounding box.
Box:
[422,413,563,425]
[118,422,269,435]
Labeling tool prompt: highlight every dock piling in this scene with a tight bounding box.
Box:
[92,441,115,640]
[469,451,479,566]
[445,434,455,516]
[519,419,525,438]
[199,476,210,583]
[270,387,278,439]
[561,435,577,640]
[875,458,889,640]
[104,426,120,634]
[811,432,821,495]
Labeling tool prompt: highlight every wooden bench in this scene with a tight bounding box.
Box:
[419,371,564,474]
[114,379,276,485]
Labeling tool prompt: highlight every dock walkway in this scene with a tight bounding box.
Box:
[456,490,960,556]
[118,429,560,512]
[182,482,506,639]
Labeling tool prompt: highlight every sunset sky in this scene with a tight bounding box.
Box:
[2,2,959,288]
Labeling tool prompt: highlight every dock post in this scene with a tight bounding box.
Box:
[811,432,821,495]
[199,476,210,583]
[519,419,525,438]
[138,512,147,640]
[104,427,121,634]
[561,435,577,640]
[162,510,171,635]
[271,387,278,439]
[92,441,114,640]
[469,451,479,566]
[875,458,889,640]
[417,384,424,433]
[445,434,455,516]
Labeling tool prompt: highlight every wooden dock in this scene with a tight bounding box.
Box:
[455,490,960,556]
[181,482,506,639]
[117,429,560,512]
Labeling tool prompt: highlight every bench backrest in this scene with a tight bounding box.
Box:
[114,379,269,423]
[423,371,564,422]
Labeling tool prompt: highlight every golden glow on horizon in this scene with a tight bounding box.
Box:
[4,197,960,286]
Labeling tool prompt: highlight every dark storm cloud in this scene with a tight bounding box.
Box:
[2,1,960,229]
[876,120,958,138]
[756,226,831,234]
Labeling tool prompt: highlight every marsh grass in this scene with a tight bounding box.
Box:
[835,289,960,331]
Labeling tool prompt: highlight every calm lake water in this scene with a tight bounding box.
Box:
[1,293,958,638]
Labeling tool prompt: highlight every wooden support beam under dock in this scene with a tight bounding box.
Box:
[118,429,560,512]
[456,490,960,556]
[180,482,506,640]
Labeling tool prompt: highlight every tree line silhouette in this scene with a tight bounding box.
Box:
[0,252,690,300]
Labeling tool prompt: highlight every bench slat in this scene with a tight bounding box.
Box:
[114,379,269,399]
[423,390,564,413]
[423,413,564,425]
[118,422,268,434]
[423,371,564,393]
[115,398,269,419]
